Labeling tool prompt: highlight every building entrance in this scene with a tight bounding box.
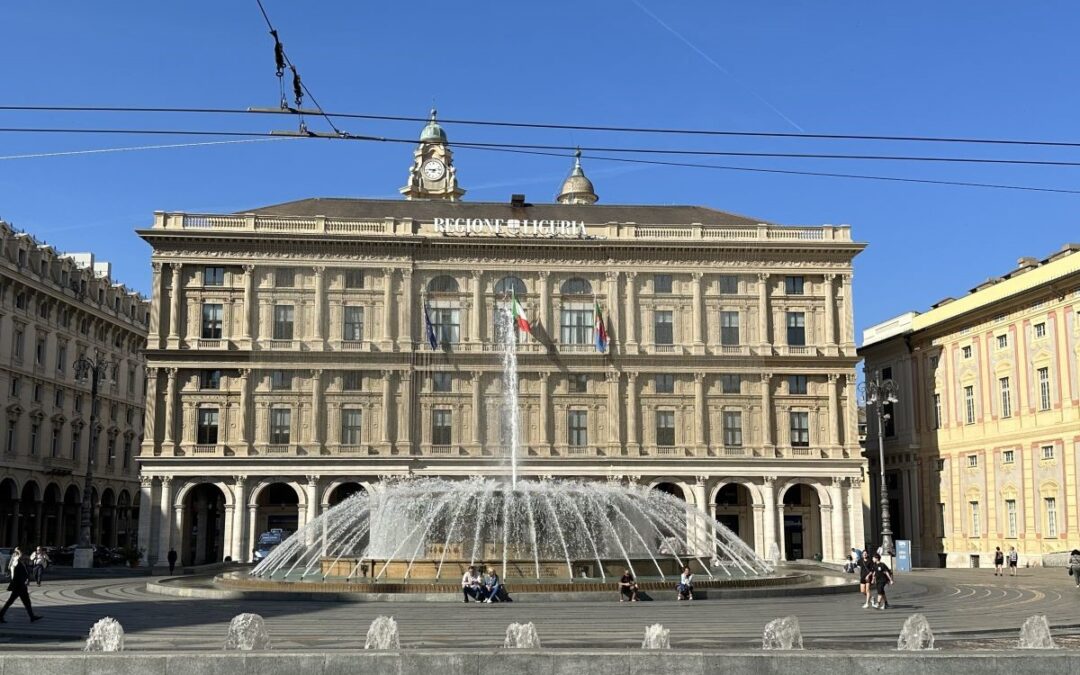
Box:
[784,515,804,560]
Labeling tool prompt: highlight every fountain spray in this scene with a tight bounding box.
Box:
[498,306,520,489]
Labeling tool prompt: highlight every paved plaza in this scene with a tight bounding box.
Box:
[0,567,1077,651]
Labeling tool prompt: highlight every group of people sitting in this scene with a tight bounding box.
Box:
[461,566,512,603]
[618,566,695,602]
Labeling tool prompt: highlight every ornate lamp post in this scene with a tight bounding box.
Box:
[73,355,113,568]
[858,375,899,557]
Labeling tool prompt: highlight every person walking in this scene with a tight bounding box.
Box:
[1068,550,1080,588]
[993,547,1005,576]
[859,549,875,608]
[0,549,42,623]
[870,553,894,611]
[167,548,178,575]
[29,547,50,586]
[1007,547,1019,576]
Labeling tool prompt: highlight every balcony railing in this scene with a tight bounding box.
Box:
[196,339,225,350]
[266,340,296,350]
[191,444,224,456]
[263,444,297,456]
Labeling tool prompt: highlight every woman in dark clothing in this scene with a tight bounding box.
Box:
[870,553,894,611]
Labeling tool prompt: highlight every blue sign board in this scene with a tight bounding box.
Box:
[896,539,912,572]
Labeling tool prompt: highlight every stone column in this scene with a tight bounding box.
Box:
[606,371,621,452]
[761,477,777,562]
[398,371,412,450]
[538,373,550,450]
[757,272,770,351]
[232,476,247,563]
[242,264,255,344]
[829,478,846,562]
[849,477,866,550]
[380,371,393,449]
[162,368,177,454]
[149,262,164,348]
[827,373,840,450]
[310,369,322,448]
[824,273,837,348]
[381,268,394,349]
[626,373,639,453]
[312,266,325,347]
[692,272,704,354]
[247,503,258,560]
[537,271,550,338]
[469,372,482,450]
[689,477,708,555]
[398,269,413,350]
[167,263,183,349]
[172,503,184,565]
[760,373,773,451]
[137,476,155,564]
[605,271,619,352]
[156,477,172,566]
[237,369,251,452]
[840,273,855,349]
[624,272,638,353]
[470,271,482,344]
[694,373,706,452]
[305,476,319,536]
[142,367,158,455]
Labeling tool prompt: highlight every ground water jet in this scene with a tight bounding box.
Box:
[224,613,271,651]
[762,616,803,650]
[84,617,124,652]
[897,614,934,651]
[504,622,541,648]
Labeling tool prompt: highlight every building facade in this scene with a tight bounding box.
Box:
[0,221,149,552]
[136,114,867,567]
[860,245,1080,567]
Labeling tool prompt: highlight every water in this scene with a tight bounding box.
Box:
[641,623,671,649]
[223,613,271,650]
[365,616,400,650]
[896,614,934,651]
[497,306,520,489]
[762,616,803,650]
[1018,615,1056,649]
[768,543,781,566]
[504,622,541,648]
[84,617,124,652]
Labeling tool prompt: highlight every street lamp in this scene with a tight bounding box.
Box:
[858,374,899,557]
[72,355,114,568]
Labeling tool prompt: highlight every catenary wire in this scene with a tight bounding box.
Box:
[0,137,297,161]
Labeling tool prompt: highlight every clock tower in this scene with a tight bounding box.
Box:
[400,109,466,201]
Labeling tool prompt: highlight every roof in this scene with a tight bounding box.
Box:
[240,197,775,227]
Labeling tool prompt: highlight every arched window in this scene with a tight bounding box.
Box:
[427,275,459,294]
[494,276,527,297]
[560,277,592,295]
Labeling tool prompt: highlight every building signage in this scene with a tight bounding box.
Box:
[433,218,588,238]
[896,539,911,572]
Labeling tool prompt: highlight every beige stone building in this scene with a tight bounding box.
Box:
[860,244,1080,567]
[136,113,867,568]
[0,221,149,551]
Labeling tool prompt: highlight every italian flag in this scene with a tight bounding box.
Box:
[594,301,609,353]
[511,290,531,333]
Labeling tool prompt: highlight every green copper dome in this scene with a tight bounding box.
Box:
[420,108,447,143]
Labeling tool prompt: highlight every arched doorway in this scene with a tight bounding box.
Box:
[653,482,685,500]
[100,488,116,548]
[254,482,301,539]
[780,482,824,561]
[41,483,63,546]
[326,482,365,508]
[19,480,41,549]
[62,485,81,546]
[0,478,19,546]
[180,483,228,566]
[714,483,755,549]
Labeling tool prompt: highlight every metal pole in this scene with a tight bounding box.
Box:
[75,363,99,566]
[877,382,894,557]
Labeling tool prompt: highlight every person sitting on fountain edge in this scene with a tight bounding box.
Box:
[619,569,639,602]
[677,566,694,601]
[462,566,484,602]
[483,567,503,603]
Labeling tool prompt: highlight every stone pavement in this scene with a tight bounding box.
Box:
[0,567,1077,651]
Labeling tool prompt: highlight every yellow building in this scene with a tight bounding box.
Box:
[860,244,1080,567]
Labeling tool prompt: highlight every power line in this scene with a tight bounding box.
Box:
[0,137,296,161]
[4,104,1080,150]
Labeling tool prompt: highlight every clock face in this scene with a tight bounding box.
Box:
[422,159,446,181]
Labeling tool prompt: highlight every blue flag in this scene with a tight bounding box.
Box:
[424,301,438,350]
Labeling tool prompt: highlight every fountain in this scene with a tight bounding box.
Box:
[504,622,542,648]
[223,613,271,651]
[1018,615,1056,649]
[364,616,400,650]
[246,306,774,593]
[762,616,803,650]
[84,617,124,652]
[641,624,671,649]
[896,614,934,651]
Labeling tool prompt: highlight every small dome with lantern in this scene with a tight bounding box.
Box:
[557,149,598,205]
[419,108,447,143]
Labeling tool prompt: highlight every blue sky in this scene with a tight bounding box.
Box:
[1,2,1078,340]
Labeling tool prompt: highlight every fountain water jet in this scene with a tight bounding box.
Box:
[896,614,934,651]
[497,305,520,489]
[364,616,400,650]
[762,616,803,650]
[224,613,271,651]
[641,624,671,649]
[84,617,124,652]
[504,622,541,648]
[1018,615,1056,649]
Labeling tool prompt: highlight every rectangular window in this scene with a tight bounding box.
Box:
[341,408,362,445]
[654,374,674,394]
[6,420,15,455]
[344,269,365,289]
[70,430,80,461]
[1042,444,1055,460]
[560,305,592,345]
[13,329,23,359]
[123,439,131,468]
[29,423,39,456]
[967,454,978,468]
[197,408,219,445]
[788,375,808,395]
[655,410,675,446]
[50,427,60,458]
[430,306,461,345]
[269,408,291,444]
[718,275,738,294]
[432,409,452,445]
[790,411,809,447]
[342,371,363,391]
[56,344,66,373]
[1046,497,1058,538]
[785,276,805,295]
[35,339,45,365]
[933,393,942,429]
[200,369,221,390]
[567,410,588,447]
[54,389,64,408]
[962,345,972,359]
[1006,499,1018,538]
[938,502,946,537]
[786,312,806,346]
[33,384,42,403]
[999,377,1012,418]
[996,334,1008,349]
[1037,367,1051,410]
[654,310,673,345]
[929,355,940,371]
[569,373,588,393]
[935,458,945,471]
[74,394,82,413]
[1002,449,1015,464]
[106,437,115,465]
[723,411,742,447]
[719,311,739,345]
[720,374,740,394]
[128,367,136,394]
[653,274,672,294]
[203,266,225,286]
[432,372,452,393]
[8,377,18,397]
[201,303,223,339]
[343,307,364,341]
[271,370,292,390]
[964,385,975,424]
[1034,322,1046,338]
[274,267,296,288]
[273,305,295,340]
[970,501,981,537]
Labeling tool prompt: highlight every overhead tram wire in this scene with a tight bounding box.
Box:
[6,105,1080,150]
